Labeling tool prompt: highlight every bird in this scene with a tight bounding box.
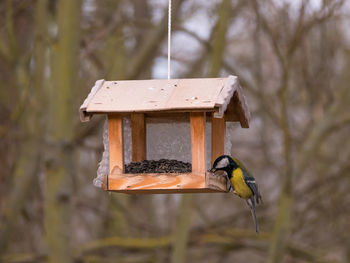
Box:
[210,155,262,233]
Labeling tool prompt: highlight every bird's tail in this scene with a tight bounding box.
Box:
[247,197,259,233]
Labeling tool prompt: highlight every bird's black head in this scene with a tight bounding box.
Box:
[210,155,238,178]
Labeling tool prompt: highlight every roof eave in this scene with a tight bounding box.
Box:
[79,79,105,122]
[214,75,250,128]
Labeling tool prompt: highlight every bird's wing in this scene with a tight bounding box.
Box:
[243,171,262,204]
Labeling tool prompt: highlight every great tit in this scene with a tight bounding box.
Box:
[210,155,262,233]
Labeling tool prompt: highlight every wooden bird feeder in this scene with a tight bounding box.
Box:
[80,75,250,194]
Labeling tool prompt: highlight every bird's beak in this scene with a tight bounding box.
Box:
[210,167,217,173]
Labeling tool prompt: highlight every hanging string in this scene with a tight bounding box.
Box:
[167,0,172,79]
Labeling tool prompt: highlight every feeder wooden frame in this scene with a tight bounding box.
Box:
[80,76,250,194]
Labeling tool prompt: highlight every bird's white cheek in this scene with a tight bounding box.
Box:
[216,158,229,169]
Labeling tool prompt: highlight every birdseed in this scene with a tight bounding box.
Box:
[124,159,192,173]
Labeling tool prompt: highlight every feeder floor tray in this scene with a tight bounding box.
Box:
[103,159,228,194]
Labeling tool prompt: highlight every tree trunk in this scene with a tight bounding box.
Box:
[170,194,193,263]
[209,0,230,77]
[267,190,294,263]
[45,0,81,262]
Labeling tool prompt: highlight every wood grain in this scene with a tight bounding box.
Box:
[190,112,206,174]
[211,115,226,165]
[108,114,124,177]
[84,78,224,112]
[166,78,224,109]
[131,113,146,162]
[107,172,227,194]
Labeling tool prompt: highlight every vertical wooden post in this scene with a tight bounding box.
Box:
[131,113,146,162]
[190,112,206,174]
[211,114,225,165]
[108,114,124,174]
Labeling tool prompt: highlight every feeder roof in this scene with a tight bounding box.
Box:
[79,75,250,127]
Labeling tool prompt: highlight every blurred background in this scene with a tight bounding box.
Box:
[1,0,350,262]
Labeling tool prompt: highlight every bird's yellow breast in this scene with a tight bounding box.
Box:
[230,168,253,199]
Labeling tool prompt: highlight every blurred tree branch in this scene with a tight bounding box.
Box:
[3,229,336,263]
[5,0,17,64]
[127,0,185,79]
[78,229,336,263]
[0,0,48,257]
[247,1,347,263]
